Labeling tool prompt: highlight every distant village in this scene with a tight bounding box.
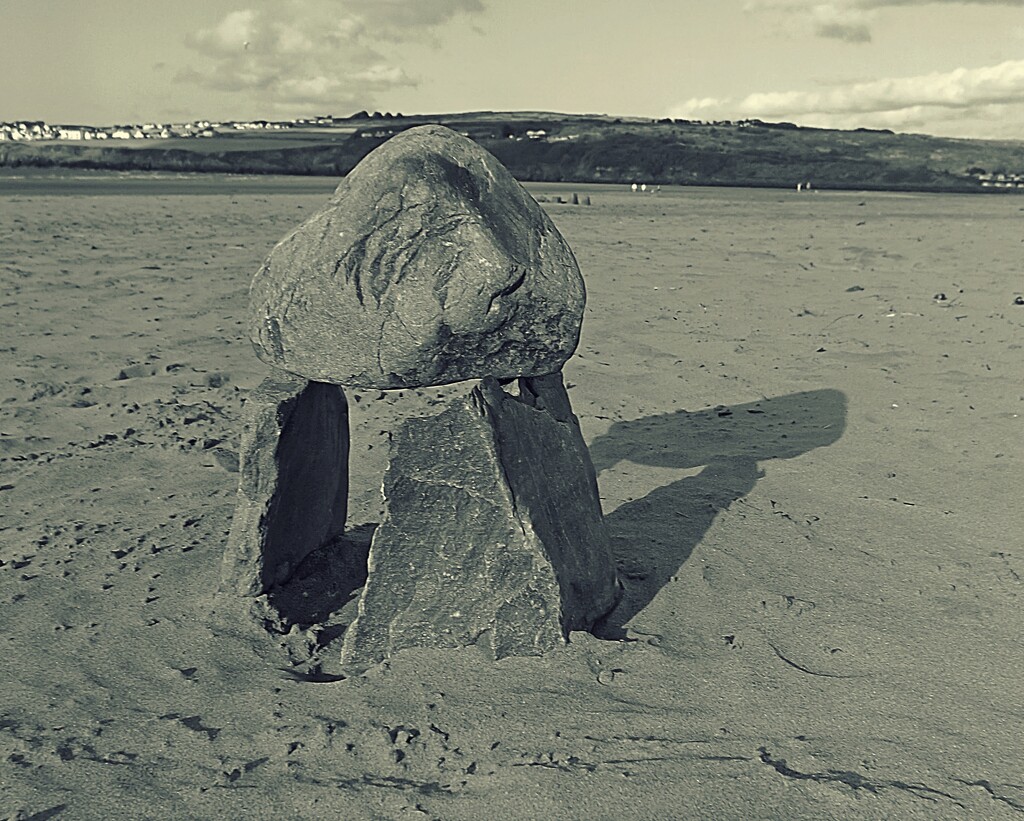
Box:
[0,114,577,145]
[974,171,1024,189]
[0,118,311,142]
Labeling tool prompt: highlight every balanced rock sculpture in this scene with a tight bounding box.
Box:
[224,125,619,665]
[248,124,585,389]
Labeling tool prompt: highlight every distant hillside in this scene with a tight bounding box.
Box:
[4,111,1024,192]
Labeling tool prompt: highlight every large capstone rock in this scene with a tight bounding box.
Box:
[221,373,349,596]
[340,373,620,669]
[248,125,585,389]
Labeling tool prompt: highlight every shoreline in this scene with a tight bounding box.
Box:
[1,167,1016,198]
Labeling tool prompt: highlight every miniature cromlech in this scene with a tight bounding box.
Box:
[222,125,620,668]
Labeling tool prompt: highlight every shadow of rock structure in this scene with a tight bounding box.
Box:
[221,125,620,671]
[588,390,847,634]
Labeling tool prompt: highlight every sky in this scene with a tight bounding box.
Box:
[3,0,1023,139]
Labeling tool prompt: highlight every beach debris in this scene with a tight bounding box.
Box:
[248,124,585,389]
[221,372,349,596]
[1014,295,1024,305]
[341,375,620,669]
[933,292,947,302]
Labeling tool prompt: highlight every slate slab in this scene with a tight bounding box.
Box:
[248,124,585,388]
[221,373,349,595]
[340,374,620,669]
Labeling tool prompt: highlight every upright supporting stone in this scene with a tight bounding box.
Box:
[221,373,349,596]
[341,374,620,669]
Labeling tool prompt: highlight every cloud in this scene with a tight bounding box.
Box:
[667,59,1024,137]
[749,0,1023,42]
[810,4,873,42]
[345,0,484,35]
[187,9,260,57]
[852,0,1021,6]
[179,0,484,113]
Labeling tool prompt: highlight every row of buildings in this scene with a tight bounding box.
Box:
[1,117,583,146]
[0,119,292,142]
[975,171,1024,188]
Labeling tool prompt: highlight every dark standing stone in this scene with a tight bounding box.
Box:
[340,373,619,669]
[221,373,349,595]
[248,125,585,388]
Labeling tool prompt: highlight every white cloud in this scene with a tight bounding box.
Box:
[179,0,484,113]
[749,0,1023,41]
[350,64,414,86]
[852,0,1022,6]
[189,9,260,56]
[672,97,730,118]
[667,59,1024,137]
[345,0,484,35]
[810,4,873,42]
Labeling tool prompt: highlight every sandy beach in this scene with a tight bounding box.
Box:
[2,176,1022,819]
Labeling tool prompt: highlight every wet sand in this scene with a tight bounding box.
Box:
[1,178,1022,819]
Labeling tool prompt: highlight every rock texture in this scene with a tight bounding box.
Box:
[341,374,620,669]
[221,373,349,595]
[248,124,585,388]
